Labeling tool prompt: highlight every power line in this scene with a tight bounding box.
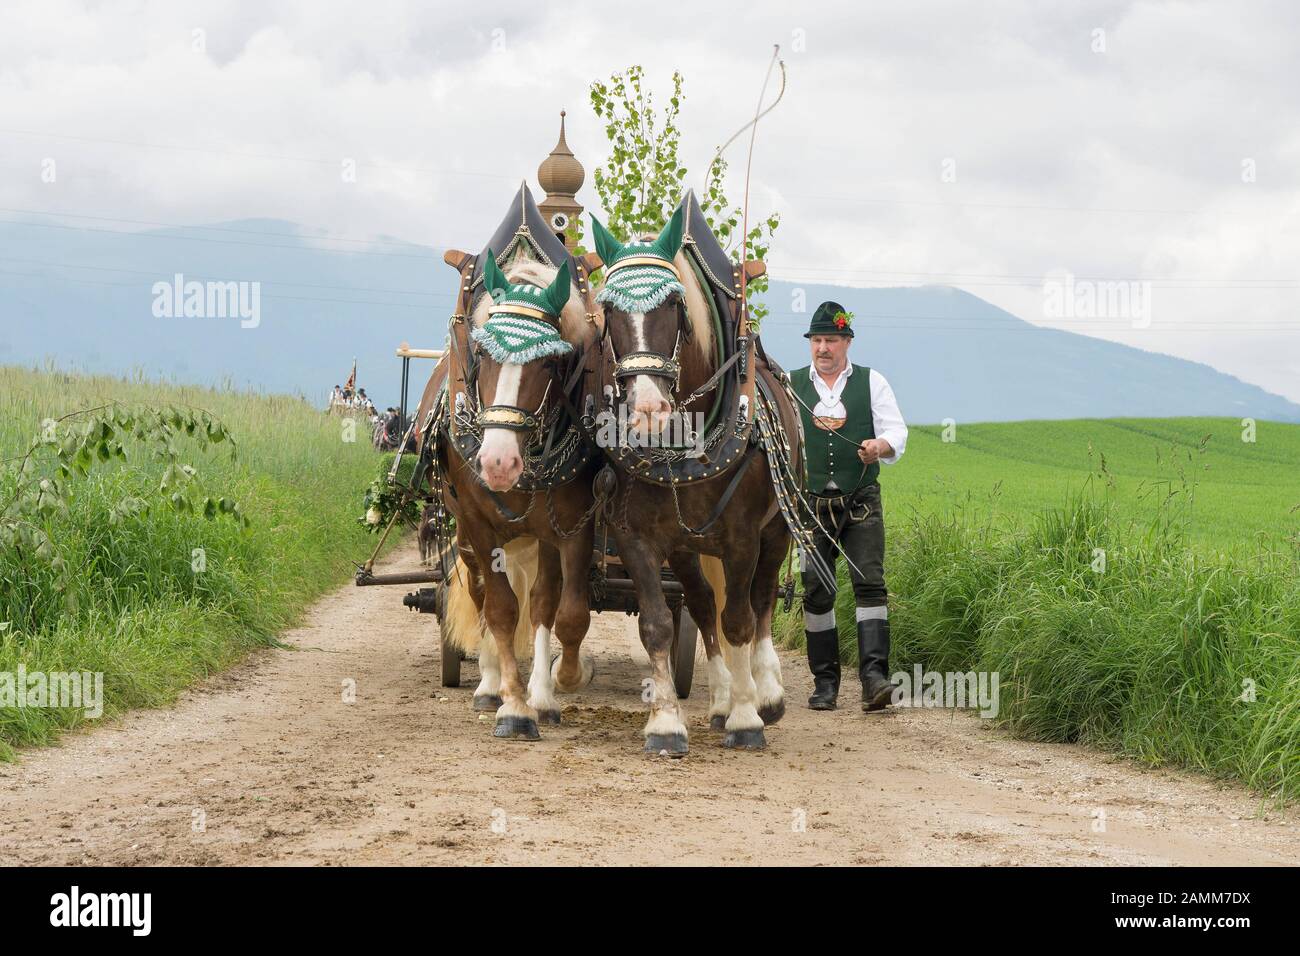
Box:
[2,265,1291,330]
[5,126,1280,219]
[0,127,519,181]
[0,268,450,312]
[0,255,451,299]
[766,263,1297,285]
[780,190,1256,217]
[0,206,435,250]
[0,216,440,259]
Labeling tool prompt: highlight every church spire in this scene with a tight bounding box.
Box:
[537,110,584,250]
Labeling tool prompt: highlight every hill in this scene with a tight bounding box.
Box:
[2,218,1297,423]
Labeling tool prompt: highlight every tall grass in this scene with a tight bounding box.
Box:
[775,478,1300,800]
[0,365,384,757]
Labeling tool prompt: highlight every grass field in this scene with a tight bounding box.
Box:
[889,417,1299,546]
[774,416,1300,799]
[0,365,383,757]
[4,366,1297,800]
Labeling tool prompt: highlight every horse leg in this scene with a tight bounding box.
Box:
[671,551,730,731]
[719,546,765,750]
[525,542,563,725]
[619,536,688,756]
[477,539,539,740]
[460,549,503,713]
[750,519,789,725]
[551,530,596,693]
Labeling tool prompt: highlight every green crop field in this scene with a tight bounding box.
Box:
[890,417,1299,547]
[775,416,1300,800]
[0,365,384,757]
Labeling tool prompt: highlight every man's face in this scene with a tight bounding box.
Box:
[810,334,851,375]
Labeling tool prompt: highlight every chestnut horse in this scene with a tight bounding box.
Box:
[589,199,814,754]
[412,245,605,741]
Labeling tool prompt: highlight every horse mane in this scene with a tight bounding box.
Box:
[674,249,714,361]
[470,248,602,349]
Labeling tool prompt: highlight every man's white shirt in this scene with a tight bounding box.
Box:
[809,363,908,465]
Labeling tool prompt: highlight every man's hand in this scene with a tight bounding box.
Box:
[858,438,893,465]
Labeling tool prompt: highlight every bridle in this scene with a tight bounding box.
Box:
[604,256,692,407]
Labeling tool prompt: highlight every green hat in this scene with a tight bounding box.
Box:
[804,301,854,338]
[472,251,574,363]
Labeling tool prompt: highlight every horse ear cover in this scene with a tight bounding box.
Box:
[651,205,685,261]
[543,259,571,317]
[589,215,625,268]
[482,249,509,300]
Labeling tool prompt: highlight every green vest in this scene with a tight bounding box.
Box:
[791,364,878,494]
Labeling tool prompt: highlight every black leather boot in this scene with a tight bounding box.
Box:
[857,617,896,712]
[805,628,841,711]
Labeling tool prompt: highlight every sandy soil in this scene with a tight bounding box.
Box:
[1,543,1296,866]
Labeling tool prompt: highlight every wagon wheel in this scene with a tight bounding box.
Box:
[670,605,698,699]
[436,584,462,687]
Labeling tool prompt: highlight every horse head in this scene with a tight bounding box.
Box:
[590,206,702,438]
[470,250,576,491]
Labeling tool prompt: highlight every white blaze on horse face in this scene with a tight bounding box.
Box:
[625,311,672,436]
[477,363,524,491]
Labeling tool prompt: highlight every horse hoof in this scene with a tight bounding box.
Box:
[723,727,767,750]
[644,733,689,757]
[551,654,596,694]
[758,699,786,725]
[709,714,727,732]
[493,715,541,740]
[536,708,563,726]
[473,694,503,712]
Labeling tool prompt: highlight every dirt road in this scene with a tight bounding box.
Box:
[1,543,1296,866]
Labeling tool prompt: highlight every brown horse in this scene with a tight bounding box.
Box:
[589,196,810,754]
[411,231,605,740]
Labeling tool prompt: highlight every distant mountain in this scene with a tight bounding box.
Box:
[2,218,1297,424]
[756,283,1300,424]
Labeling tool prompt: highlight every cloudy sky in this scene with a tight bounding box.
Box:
[3,0,1297,399]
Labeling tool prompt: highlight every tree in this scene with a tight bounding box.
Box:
[587,66,780,324]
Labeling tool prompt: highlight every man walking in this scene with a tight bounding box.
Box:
[790,301,908,712]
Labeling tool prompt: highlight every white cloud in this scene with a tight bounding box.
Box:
[1,0,1296,398]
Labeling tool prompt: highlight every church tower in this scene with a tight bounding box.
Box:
[537,110,585,250]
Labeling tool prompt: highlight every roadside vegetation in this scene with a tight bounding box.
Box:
[0,365,382,757]
[775,418,1300,800]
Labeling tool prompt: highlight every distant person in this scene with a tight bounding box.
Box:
[791,301,908,713]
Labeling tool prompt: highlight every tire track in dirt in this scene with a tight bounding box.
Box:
[1,543,1296,866]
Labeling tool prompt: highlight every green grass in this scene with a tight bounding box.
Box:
[775,417,1300,800]
[0,364,385,757]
